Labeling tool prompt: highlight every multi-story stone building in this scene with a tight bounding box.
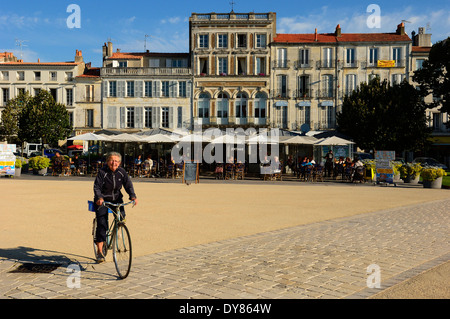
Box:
[0,50,87,132]
[270,23,412,132]
[189,12,276,130]
[100,42,192,132]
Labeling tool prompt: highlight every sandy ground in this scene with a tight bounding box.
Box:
[1,177,449,298]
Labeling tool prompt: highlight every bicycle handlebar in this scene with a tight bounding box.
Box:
[103,200,136,208]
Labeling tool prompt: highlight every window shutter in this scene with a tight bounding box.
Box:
[135,107,144,129]
[153,81,161,98]
[118,81,125,98]
[103,81,108,98]
[168,107,174,128]
[107,106,117,129]
[166,59,172,68]
[186,81,192,98]
[120,107,126,128]
[136,81,143,97]
[152,107,160,128]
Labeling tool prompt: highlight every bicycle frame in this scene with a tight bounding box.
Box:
[103,201,135,251]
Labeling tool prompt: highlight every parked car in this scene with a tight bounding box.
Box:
[412,157,448,170]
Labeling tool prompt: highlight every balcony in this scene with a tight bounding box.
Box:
[272,60,290,69]
[101,67,192,77]
[295,60,314,69]
[317,90,334,99]
[271,90,290,99]
[293,89,314,99]
[316,60,335,69]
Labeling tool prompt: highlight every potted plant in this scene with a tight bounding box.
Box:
[421,167,446,189]
[363,160,376,181]
[392,161,402,181]
[29,156,50,176]
[399,163,422,184]
[14,158,23,177]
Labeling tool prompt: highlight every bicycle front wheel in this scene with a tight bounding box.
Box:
[113,223,132,279]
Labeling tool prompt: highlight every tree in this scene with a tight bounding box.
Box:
[0,91,32,143]
[413,37,450,124]
[18,90,72,146]
[336,78,431,153]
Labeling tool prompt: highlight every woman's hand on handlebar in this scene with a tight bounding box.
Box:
[132,198,138,207]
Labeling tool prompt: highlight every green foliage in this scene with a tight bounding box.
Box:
[420,167,447,181]
[336,78,431,153]
[413,37,450,117]
[18,90,72,146]
[399,163,422,179]
[28,156,50,170]
[0,91,32,143]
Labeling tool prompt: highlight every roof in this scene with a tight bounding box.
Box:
[0,61,80,66]
[412,46,432,53]
[106,52,189,60]
[77,67,101,78]
[273,32,411,44]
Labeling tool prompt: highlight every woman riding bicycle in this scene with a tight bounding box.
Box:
[93,152,138,263]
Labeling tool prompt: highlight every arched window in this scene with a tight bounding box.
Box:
[198,93,210,124]
[235,92,248,124]
[216,92,229,124]
[254,92,267,125]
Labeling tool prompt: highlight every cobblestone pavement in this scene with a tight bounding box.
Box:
[1,198,449,299]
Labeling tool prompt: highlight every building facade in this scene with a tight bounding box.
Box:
[189,12,276,130]
[270,23,412,132]
[100,42,192,132]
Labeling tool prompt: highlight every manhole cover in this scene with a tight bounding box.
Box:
[9,263,62,274]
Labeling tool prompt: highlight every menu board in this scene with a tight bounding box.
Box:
[375,151,395,183]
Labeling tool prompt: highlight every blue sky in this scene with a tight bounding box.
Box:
[1,0,449,67]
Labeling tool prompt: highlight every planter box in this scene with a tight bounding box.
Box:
[33,168,48,176]
[14,167,21,178]
[423,177,443,189]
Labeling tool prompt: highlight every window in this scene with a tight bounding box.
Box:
[119,61,127,68]
[321,75,333,97]
[1,71,9,81]
[237,57,247,75]
[346,48,356,66]
[161,81,170,97]
[50,88,57,102]
[217,92,229,120]
[17,71,25,81]
[199,58,208,75]
[369,48,378,66]
[277,75,288,98]
[50,72,57,81]
[149,59,160,67]
[18,88,25,96]
[2,88,9,105]
[34,88,41,96]
[179,81,187,97]
[322,48,333,68]
[256,57,266,75]
[177,107,183,128]
[34,71,41,81]
[198,93,210,119]
[299,49,309,67]
[218,34,228,48]
[256,34,266,48]
[65,72,73,81]
[85,85,94,102]
[297,75,310,97]
[161,107,170,128]
[298,105,310,126]
[393,47,402,65]
[416,59,425,70]
[277,48,287,68]
[109,81,117,97]
[254,92,267,120]
[126,107,135,128]
[127,81,135,97]
[144,81,152,97]
[218,57,228,75]
[392,74,405,85]
[237,34,247,48]
[86,109,94,128]
[66,88,73,106]
[345,74,357,96]
[199,34,209,49]
[235,92,248,120]
[144,107,152,128]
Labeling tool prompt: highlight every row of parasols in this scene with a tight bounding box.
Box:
[68,132,356,147]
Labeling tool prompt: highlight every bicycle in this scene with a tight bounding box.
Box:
[88,200,135,279]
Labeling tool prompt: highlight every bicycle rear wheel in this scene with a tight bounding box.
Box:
[113,223,132,279]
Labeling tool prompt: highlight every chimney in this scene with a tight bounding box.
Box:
[396,22,405,35]
[107,41,113,57]
[38,58,40,63]
[75,49,83,63]
[102,43,108,59]
[315,28,318,41]
[335,24,342,37]
[413,27,432,47]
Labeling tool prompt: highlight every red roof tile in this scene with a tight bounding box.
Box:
[412,46,432,52]
[273,32,411,44]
